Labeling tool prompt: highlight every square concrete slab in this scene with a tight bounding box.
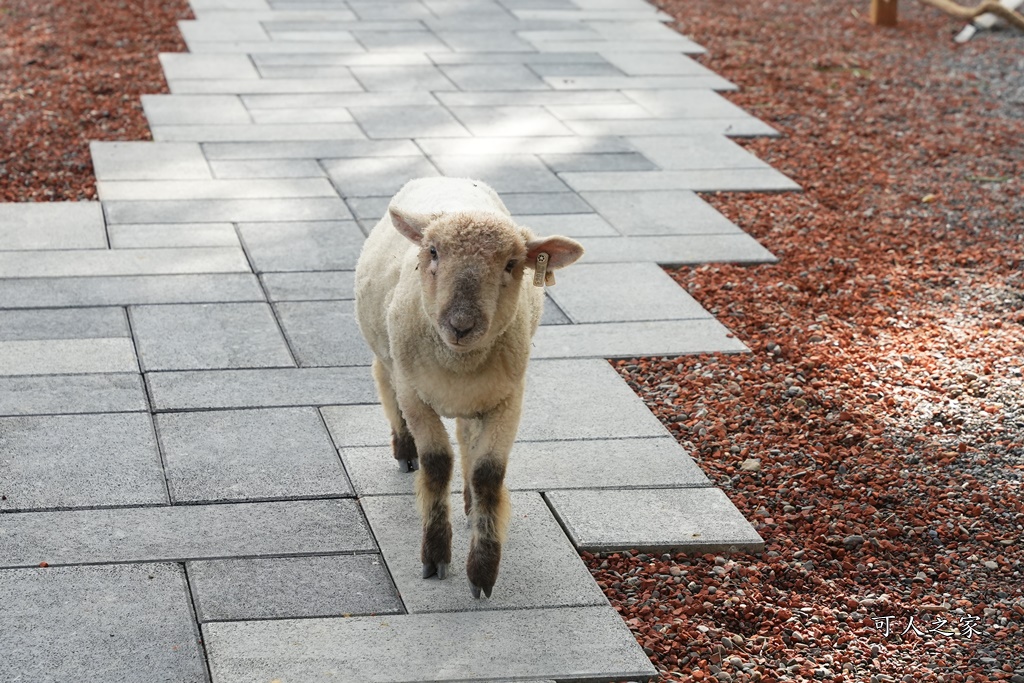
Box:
[0,338,138,376]
[625,134,772,171]
[0,563,207,683]
[539,151,656,172]
[202,605,655,682]
[547,262,713,323]
[441,64,547,90]
[436,30,536,52]
[532,318,748,359]
[89,141,213,180]
[320,403,393,448]
[187,555,403,622]
[540,293,571,324]
[322,156,440,197]
[448,106,573,136]
[361,492,607,612]
[142,93,252,125]
[350,64,456,91]
[337,437,709,496]
[0,202,106,250]
[517,212,618,237]
[146,366,377,411]
[0,308,128,341]
[107,222,240,248]
[274,300,373,366]
[0,247,251,278]
[0,413,166,512]
[160,52,260,80]
[261,271,355,301]
[430,154,569,193]
[155,407,350,503]
[1,499,375,568]
[548,487,766,553]
[237,220,364,271]
[350,30,450,52]
[580,190,741,236]
[501,192,593,215]
[623,88,751,118]
[0,373,148,417]
[130,303,294,371]
[0,274,264,309]
[347,106,469,140]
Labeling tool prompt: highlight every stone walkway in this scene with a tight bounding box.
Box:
[0,0,796,680]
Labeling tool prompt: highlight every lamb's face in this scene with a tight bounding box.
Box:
[417,215,527,353]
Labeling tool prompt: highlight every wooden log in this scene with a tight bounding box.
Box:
[871,0,900,24]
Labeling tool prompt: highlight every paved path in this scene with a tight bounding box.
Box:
[0,0,796,680]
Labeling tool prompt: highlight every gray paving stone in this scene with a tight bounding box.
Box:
[169,77,366,96]
[0,274,264,309]
[625,134,772,170]
[242,91,437,110]
[208,159,325,179]
[546,488,765,553]
[431,154,569,193]
[532,318,747,359]
[548,262,711,323]
[343,195,390,220]
[160,52,260,80]
[415,134,633,156]
[202,139,420,159]
[142,94,252,125]
[98,178,337,201]
[501,192,593,215]
[188,39,366,54]
[322,156,439,196]
[0,373,146,417]
[274,300,373,366]
[178,18,270,43]
[261,271,354,301]
[0,413,166,512]
[0,338,138,376]
[523,39,704,55]
[562,168,800,193]
[130,303,293,371]
[362,492,606,612]
[351,30,451,52]
[107,222,240,248]
[348,106,469,140]
[155,407,349,503]
[543,103,652,120]
[600,51,721,77]
[539,151,656,172]
[580,189,742,236]
[540,293,571,323]
[436,90,633,106]
[0,202,106,250]
[252,52,430,67]
[430,51,607,66]
[528,61,624,77]
[448,105,572,136]
[0,499,374,568]
[0,563,207,683]
[441,64,548,91]
[565,117,778,137]
[264,30,360,43]
[103,198,351,224]
[0,246,250,278]
[0,308,128,341]
[335,436,708,496]
[437,30,536,52]
[514,214,614,241]
[348,1,433,19]
[147,367,377,411]
[238,220,364,271]
[545,75,736,91]
[89,141,212,180]
[202,605,655,682]
[247,107,355,124]
[350,64,456,91]
[624,88,753,118]
[187,555,403,622]
[579,234,776,264]
[152,123,366,142]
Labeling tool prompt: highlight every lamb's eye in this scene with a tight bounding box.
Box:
[505,259,516,273]
[429,246,438,260]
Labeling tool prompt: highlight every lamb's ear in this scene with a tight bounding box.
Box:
[526,235,584,271]
[389,208,431,244]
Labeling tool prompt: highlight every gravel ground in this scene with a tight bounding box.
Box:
[0,0,191,202]
[2,0,1020,681]
[592,2,1023,682]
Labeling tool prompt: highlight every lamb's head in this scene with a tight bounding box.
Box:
[390,207,583,353]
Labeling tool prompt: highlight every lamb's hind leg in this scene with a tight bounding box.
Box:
[398,387,454,581]
[372,359,418,472]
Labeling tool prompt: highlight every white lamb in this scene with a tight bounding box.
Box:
[354,176,584,598]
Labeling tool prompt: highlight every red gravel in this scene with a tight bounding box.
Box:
[590,2,1024,682]
[0,0,192,202]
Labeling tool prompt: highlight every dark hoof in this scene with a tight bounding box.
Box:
[467,538,500,599]
[469,582,493,599]
[398,458,418,473]
[422,561,448,580]
[422,562,436,579]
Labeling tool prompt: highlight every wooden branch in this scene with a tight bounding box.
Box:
[918,0,1024,30]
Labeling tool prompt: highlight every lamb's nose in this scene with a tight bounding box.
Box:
[451,322,475,340]
[448,312,475,340]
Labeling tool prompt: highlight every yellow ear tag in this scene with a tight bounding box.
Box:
[533,252,551,288]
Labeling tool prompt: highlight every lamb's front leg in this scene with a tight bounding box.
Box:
[398,389,453,580]
[461,391,521,599]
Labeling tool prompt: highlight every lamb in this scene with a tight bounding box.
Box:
[354,177,584,598]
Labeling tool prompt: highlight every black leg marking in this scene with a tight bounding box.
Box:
[419,450,453,578]
[392,429,418,473]
[467,537,501,598]
[467,458,507,598]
